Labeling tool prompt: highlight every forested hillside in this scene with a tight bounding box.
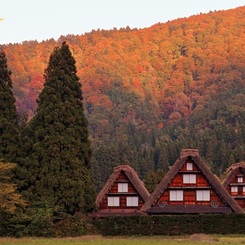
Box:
[2,6,245,191]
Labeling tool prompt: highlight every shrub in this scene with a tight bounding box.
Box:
[97,214,245,236]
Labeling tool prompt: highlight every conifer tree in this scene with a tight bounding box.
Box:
[0,51,20,162]
[21,42,95,214]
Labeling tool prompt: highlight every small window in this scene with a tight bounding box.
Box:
[108,197,120,206]
[126,196,138,206]
[196,190,210,201]
[183,174,196,183]
[243,186,245,194]
[231,186,238,193]
[237,176,243,183]
[170,190,183,201]
[118,183,128,192]
[186,162,193,170]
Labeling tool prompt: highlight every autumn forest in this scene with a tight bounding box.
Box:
[2,6,245,191]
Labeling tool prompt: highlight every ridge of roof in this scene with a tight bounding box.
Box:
[225,162,245,174]
[140,149,244,214]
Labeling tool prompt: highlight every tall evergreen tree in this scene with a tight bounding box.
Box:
[0,50,20,162]
[20,42,95,214]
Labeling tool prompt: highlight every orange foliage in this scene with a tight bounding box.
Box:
[1,6,244,130]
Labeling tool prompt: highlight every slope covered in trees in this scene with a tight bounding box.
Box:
[1,6,245,190]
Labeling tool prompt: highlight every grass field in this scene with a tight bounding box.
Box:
[1,234,245,245]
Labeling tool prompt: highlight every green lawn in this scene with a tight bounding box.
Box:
[1,235,245,245]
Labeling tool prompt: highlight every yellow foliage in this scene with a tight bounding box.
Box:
[0,161,27,214]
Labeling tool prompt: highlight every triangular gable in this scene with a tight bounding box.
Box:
[222,162,245,209]
[95,165,150,211]
[141,149,244,214]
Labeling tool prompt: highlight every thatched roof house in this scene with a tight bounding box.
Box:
[223,162,245,184]
[222,162,245,209]
[141,149,244,214]
[93,165,150,217]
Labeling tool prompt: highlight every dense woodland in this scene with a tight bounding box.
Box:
[1,6,245,192]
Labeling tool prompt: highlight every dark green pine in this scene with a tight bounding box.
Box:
[0,50,21,162]
[21,42,95,214]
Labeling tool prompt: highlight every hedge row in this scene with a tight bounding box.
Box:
[2,213,245,237]
[96,214,245,236]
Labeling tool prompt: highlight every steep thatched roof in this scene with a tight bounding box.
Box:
[140,149,244,214]
[222,162,245,188]
[95,165,150,208]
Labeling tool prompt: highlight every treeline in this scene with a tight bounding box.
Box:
[1,6,245,191]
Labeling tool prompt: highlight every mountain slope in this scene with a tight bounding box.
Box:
[2,6,245,190]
